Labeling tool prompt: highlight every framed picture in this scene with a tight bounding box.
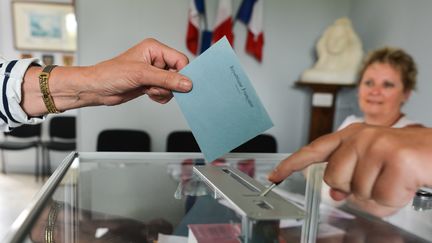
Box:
[12,1,77,52]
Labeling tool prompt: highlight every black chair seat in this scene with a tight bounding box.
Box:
[0,141,39,150]
[97,129,151,152]
[231,134,277,153]
[166,132,277,153]
[166,131,201,152]
[0,124,42,179]
[42,116,76,177]
[42,141,76,151]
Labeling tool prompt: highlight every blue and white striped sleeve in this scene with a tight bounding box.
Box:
[0,58,46,132]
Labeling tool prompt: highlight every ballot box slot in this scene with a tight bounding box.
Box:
[222,167,260,192]
[193,165,305,221]
[254,200,274,210]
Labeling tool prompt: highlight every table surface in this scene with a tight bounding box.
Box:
[4,152,431,243]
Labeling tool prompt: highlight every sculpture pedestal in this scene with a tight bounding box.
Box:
[296,81,355,143]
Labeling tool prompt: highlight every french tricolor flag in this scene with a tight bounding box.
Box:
[237,0,264,62]
[186,0,212,55]
[186,0,204,55]
[212,0,234,46]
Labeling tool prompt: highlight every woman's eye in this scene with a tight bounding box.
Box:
[383,81,395,88]
[363,80,373,86]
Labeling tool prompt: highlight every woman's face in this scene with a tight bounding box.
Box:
[358,62,410,118]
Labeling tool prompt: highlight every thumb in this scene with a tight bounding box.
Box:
[145,67,192,93]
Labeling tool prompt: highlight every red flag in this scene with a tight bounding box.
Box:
[212,0,234,46]
[246,30,264,62]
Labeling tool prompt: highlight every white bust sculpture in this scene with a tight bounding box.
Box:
[301,17,363,84]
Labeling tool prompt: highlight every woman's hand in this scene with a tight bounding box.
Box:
[22,38,193,116]
[269,124,432,209]
[86,38,192,106]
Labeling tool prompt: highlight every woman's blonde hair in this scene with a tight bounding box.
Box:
[359,47,417,91]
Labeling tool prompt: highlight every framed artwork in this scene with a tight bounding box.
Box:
[12,2,77,52]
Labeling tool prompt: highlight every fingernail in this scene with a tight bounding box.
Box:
[179,79,192,92]
[267,172,274,179]
[268,168,279,179]
[270,167,278,176]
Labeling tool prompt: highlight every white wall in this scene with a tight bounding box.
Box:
[0,0,19,59]
[76,0,350,153]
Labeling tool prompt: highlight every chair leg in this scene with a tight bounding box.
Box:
[1,149,5,174]
[41,146,47,181]
[36,146,40,182]
[46,149,51,176]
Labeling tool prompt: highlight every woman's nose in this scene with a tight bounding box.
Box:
[369,85,382,94]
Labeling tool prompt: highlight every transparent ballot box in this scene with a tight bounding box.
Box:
[4,152,431,242]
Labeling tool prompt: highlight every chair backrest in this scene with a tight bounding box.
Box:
[97,129,151,152]
[166,131,201,152]
[231,134,277,153]
[5,124,42,139]
[49,116,76,139]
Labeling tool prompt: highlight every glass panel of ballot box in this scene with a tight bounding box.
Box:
[4,152,432,243]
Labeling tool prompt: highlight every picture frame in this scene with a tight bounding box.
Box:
[12,1,77,52]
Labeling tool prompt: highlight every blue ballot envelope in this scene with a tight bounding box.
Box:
[174,37,273,162]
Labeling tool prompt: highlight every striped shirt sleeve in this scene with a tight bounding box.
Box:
[0,58,46,132]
